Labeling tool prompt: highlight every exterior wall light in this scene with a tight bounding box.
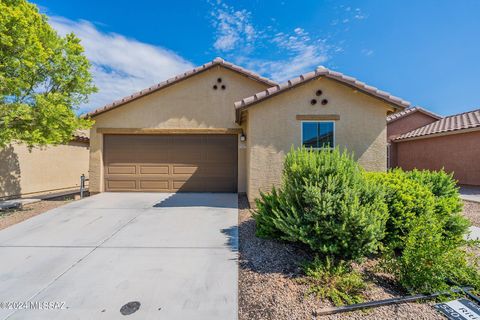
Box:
[240,134,246,142]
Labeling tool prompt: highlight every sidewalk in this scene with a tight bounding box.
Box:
[460,185,480,203]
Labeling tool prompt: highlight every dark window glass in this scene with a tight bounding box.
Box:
[302,122,318,148]
[302,122,334,148]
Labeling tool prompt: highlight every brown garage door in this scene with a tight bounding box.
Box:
[104,134,237,192]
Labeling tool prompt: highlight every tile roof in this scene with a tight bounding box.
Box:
[84,58,277,118]
[234,66,411,122]
[386,106,442,123]
[72,130,90,143]
[394,108,480,141]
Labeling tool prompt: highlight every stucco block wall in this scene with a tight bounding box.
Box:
[0,142,90,199]
[387,112,439,167]
[245,77,391,201]
[395,131,480,186]
[89,66,268,193]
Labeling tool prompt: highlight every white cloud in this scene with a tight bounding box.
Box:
[256,28,328,80]
[210,1,256,51]
[361,49,374,56]
[354,8,366,20]
[209,2,332,81]
[49,17,194,113]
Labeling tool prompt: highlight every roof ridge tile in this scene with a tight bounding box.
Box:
[394,108,480,141]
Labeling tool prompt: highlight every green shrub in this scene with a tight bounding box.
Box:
[366,169,435,250]
[254,147,388,260]
[302,256,366,306]
[383,213,480,294]
[406,169,469,243]
[254,187,285,239]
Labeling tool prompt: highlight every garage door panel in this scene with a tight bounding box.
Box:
[106,179,137,190]
[205,152,236,163]
[107,166,136,174]
[172,165,199,175]
[104,134,237,192]
[139,180,170,190]
[170,150,203,162]
[139,165,169,175]
[172,178,235,192]
[172,179,197,191]
[199,164,235,177]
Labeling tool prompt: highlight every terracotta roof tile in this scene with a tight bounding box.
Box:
[234,66,410,122]
[72,130,90,143]
[85,58,277,118]
[386,106,442,123]
[394,109,480,141]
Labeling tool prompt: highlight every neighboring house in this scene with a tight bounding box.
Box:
[85,58,409,203]
[388,108,480,186]
[386,106,442,167]
[0,132,90,200]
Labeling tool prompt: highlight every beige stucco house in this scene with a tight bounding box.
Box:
[0,133,90,200]
[86,58,409,203]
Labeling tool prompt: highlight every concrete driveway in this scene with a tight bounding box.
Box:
[0,193,238,320]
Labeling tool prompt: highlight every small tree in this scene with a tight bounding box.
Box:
[0,0,96,146]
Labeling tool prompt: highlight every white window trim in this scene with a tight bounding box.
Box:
[300,120,336,150]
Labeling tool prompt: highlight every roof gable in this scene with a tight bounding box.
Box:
[387,106,442,123]
[234,66,411,123]
[394,108,480,141]
[85,58,277,118]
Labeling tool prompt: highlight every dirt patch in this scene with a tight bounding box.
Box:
[463,200,480,227]
[238,195,443,320]
[0,197,73,230]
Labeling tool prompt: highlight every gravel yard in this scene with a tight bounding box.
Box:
[238,195,453,320]
[0,197,73,230]
[462,200,480,227]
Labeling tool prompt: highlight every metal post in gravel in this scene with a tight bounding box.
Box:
[315,287,473,316]
[80,174,85,198]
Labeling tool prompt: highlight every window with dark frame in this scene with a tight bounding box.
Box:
[302,121,334,149]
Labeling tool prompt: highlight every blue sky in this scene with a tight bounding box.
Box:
[34,0,480,116]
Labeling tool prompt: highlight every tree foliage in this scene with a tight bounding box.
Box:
[0,0,96,146]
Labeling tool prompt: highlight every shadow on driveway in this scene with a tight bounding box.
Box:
[153,193,238,208]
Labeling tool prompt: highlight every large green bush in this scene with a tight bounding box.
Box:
[254,147,388,260]
[367,169,469,250]
[406,169,469,243]
[384,213,480,294]
[366,170,435,249]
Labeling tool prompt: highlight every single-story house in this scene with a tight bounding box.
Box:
[388,107,480,186]
[0,132,90,200]
[85,58,409,203]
